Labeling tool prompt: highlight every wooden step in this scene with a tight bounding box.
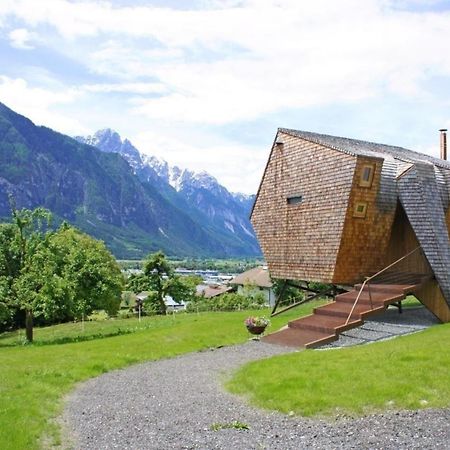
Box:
[313,301,385,319]
[354,284,406,294]
[261,327,337,348]
[289,314,362,334]
[262,271,429,348]
[336,290,404,305]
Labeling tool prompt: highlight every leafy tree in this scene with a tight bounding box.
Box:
[126,273,152,294]
[143,251,174,314]
[126,252,201,315]
[0,205,52,340]
[166,275,199,304]
[47,225,124,320]
[0,204,124,340]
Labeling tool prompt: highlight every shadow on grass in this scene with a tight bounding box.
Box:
[0,327,138,347]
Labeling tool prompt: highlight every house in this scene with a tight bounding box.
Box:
[229,266,275,306]
[196,284,232,299]
[251,128,450,347]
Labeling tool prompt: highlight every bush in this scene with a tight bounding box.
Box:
[186,292,266,313]
[142,292,165,316]
[87,310,109,321]
[117,309,135,319]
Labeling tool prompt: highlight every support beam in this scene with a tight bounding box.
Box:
[271,290,325,317]
[271,280,287,316]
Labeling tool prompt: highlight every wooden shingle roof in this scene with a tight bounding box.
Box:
[280,128,450,170]
[398,162,450,308]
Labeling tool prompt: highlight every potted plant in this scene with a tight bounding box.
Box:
[245,316,270,335]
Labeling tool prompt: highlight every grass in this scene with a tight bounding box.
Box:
[227,322,450,418]
[401,295,422,308]
[0,300,325,450]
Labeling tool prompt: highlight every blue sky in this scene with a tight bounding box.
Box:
[1,0,450,193]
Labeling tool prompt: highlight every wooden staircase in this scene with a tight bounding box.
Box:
[262,272,431,348]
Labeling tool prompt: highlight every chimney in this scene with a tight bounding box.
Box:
[440,128,448,160]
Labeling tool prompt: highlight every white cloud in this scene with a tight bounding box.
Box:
[8,27,35,49]
[82,82,167,95]
[3,0,450,192]
[0,76,86,134]
[23,0,445,125]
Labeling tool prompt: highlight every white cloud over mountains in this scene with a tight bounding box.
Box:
[1,0,450,192]
[8,27,35,50]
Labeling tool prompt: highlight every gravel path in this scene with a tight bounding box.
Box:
[62,308,450,450]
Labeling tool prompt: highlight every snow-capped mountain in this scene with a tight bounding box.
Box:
[75,129,260,256]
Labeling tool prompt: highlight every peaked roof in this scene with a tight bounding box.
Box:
[230,267,272,288]
[280,128,450,170]
[196,284,232,298]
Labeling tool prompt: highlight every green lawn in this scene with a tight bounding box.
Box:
[227,322,450,417]
[0,302,325,450]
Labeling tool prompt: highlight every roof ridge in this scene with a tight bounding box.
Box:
[278,128,450,170]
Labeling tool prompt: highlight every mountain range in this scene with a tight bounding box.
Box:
[0,102,260,258]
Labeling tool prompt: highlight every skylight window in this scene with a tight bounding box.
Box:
[359,164,375,187]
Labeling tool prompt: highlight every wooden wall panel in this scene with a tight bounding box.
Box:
[415,280,450,322]
[251,131,356,282]
[384,205,432,275]
[333,157,396,284]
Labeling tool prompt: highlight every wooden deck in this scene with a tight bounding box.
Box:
[262,272,431,348]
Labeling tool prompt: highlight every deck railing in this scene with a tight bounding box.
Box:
[344,247,422,325]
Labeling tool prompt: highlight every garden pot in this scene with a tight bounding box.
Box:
[246,325,267,335]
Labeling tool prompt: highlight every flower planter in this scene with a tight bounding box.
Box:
[246,325,267,335]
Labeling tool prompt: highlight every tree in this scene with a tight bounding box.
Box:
[126,252,200,315]
[48,226,124,320]
[143,251,174,314]
[1,205,53,341]
[166,275,200,304]
[0,204,124,340]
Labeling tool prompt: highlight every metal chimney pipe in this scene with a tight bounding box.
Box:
[440,128,448,160]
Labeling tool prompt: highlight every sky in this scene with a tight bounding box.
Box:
[1,0,450,194]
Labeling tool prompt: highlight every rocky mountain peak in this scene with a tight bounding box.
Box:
[76,129,142,170]
[74,127,259,254]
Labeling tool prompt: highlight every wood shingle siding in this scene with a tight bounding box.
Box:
[333,156,396,284]
[251,132,355,282]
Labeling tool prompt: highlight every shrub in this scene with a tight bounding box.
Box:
[117,309,135,319]
[87,310,109,321]
[187,292,266,313]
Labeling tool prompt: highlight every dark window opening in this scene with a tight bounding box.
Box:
[287,195,303,205]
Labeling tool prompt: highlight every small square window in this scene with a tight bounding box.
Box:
[359,164,375,187]
[287,195,303,205]
[353,201,368,218]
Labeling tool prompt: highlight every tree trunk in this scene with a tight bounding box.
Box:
[25,309,33,342]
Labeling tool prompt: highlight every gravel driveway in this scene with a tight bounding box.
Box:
[62,309,450,450]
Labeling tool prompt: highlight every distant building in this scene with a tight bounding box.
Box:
[230,266,275,306]
[196,284,232,298]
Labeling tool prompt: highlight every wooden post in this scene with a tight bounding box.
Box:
[368,281,373,310]
[25,309,33,343]
[271,280,287,316]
